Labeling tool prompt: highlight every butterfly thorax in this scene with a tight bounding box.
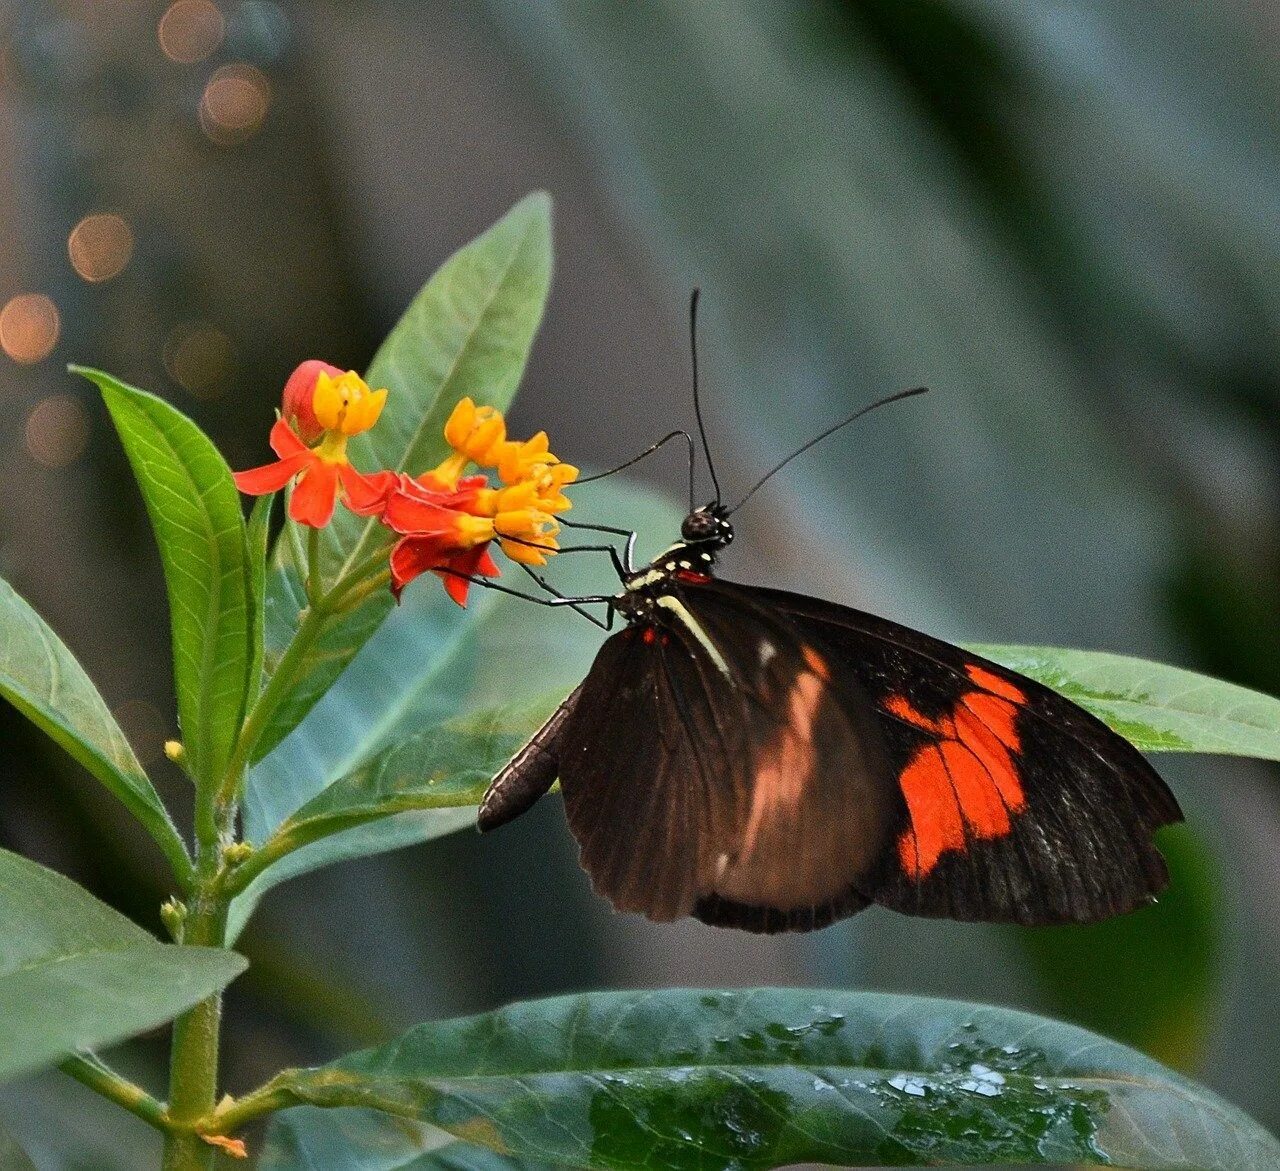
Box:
[615,505,733,622]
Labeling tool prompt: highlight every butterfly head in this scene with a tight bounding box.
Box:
[680,503,734,548]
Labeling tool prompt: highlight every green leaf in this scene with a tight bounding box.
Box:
[77,367,253,790]
[0,574,190,884]
[0,849,245,1083]
[1012,821,1220,1070]
[0,1121,37,1171]
[234,989,1280,1169]
[262,1107,553,1171]
[246,493,275,701]
[253,192,554,762]
[971,644,1280,757]
[233,478,682,940]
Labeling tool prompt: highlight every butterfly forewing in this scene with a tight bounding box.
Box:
[741,582,1182,924]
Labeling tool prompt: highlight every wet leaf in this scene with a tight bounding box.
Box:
[0,850,245,1083]
[79,366,253,792]
[971,644,1280,758]
[262,1106,555,1171]
[244,988,1279,1169]
[0,574,189,883]
[253,193,554,762]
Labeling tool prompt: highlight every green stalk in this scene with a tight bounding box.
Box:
[60,1053,169,1132]
[161,882,227,1170]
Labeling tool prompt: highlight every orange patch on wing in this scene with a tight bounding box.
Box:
[896,745,966,875]
[966,663,1025,703]
[894,666,1029,879]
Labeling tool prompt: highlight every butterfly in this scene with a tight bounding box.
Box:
[475,295,1182,934]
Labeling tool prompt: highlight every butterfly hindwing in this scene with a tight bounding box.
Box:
[550,579,899,931]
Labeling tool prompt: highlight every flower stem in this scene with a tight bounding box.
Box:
[161,882,227,1171]
[60,1052,169,1132]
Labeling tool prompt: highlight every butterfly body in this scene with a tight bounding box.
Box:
[481,504,1182,933]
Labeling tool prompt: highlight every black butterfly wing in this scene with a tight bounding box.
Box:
[728,580,1183,925]
[485,578,903,931]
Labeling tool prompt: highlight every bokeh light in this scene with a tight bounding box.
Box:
[158,0,226,65]
[24,395,89,469]
[199,62,271,144]
[0,294,60,364]
[164,320,234,397]
[67,213,135,283]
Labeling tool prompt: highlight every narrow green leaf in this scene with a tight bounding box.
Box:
[77,367,253,790]
[263,1107,556,1171]
[235,989,1280,1169]
[226,716,533,940]
[0,574,190,883]
[246,493,275,700]
[971,644,1280,757]
[0,850,245,1083]
[254,192,554,762]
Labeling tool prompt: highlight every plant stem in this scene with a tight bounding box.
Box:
[205,1073,298,1133]
[61,1052,169,1132]
[161,883,227,1171]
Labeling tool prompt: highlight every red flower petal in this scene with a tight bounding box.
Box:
[383,490,474,536]
[433,541,500,607]
[339,465,399,517]
[233,451,311,495]
[268,417,309,459]
[289,459,339,527]
[389,533,454,598]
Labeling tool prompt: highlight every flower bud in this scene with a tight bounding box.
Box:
[282,360,341,443]
[160,896,187,942]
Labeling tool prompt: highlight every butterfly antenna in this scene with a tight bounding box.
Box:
[689,288,721,508]
[727,386,928,515]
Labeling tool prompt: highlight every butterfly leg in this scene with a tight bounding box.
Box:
[497,527,632,580]
[517,563,616,630]
[433,567,616,615]
[560,517,638,574]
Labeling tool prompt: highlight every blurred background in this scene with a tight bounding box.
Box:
[1,0,1279,1163]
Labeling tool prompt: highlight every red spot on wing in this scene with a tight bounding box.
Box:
[894,664,1029,878]
[642,627,656,644]
[676,569,712,585]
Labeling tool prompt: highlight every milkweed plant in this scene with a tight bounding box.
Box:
[2,193,1279,1169]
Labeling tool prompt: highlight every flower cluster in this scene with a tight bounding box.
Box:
[234,362,576,604]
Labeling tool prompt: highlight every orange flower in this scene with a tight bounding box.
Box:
[355,397,579,604]
[382,474,501,604]
[234,363,390,527]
